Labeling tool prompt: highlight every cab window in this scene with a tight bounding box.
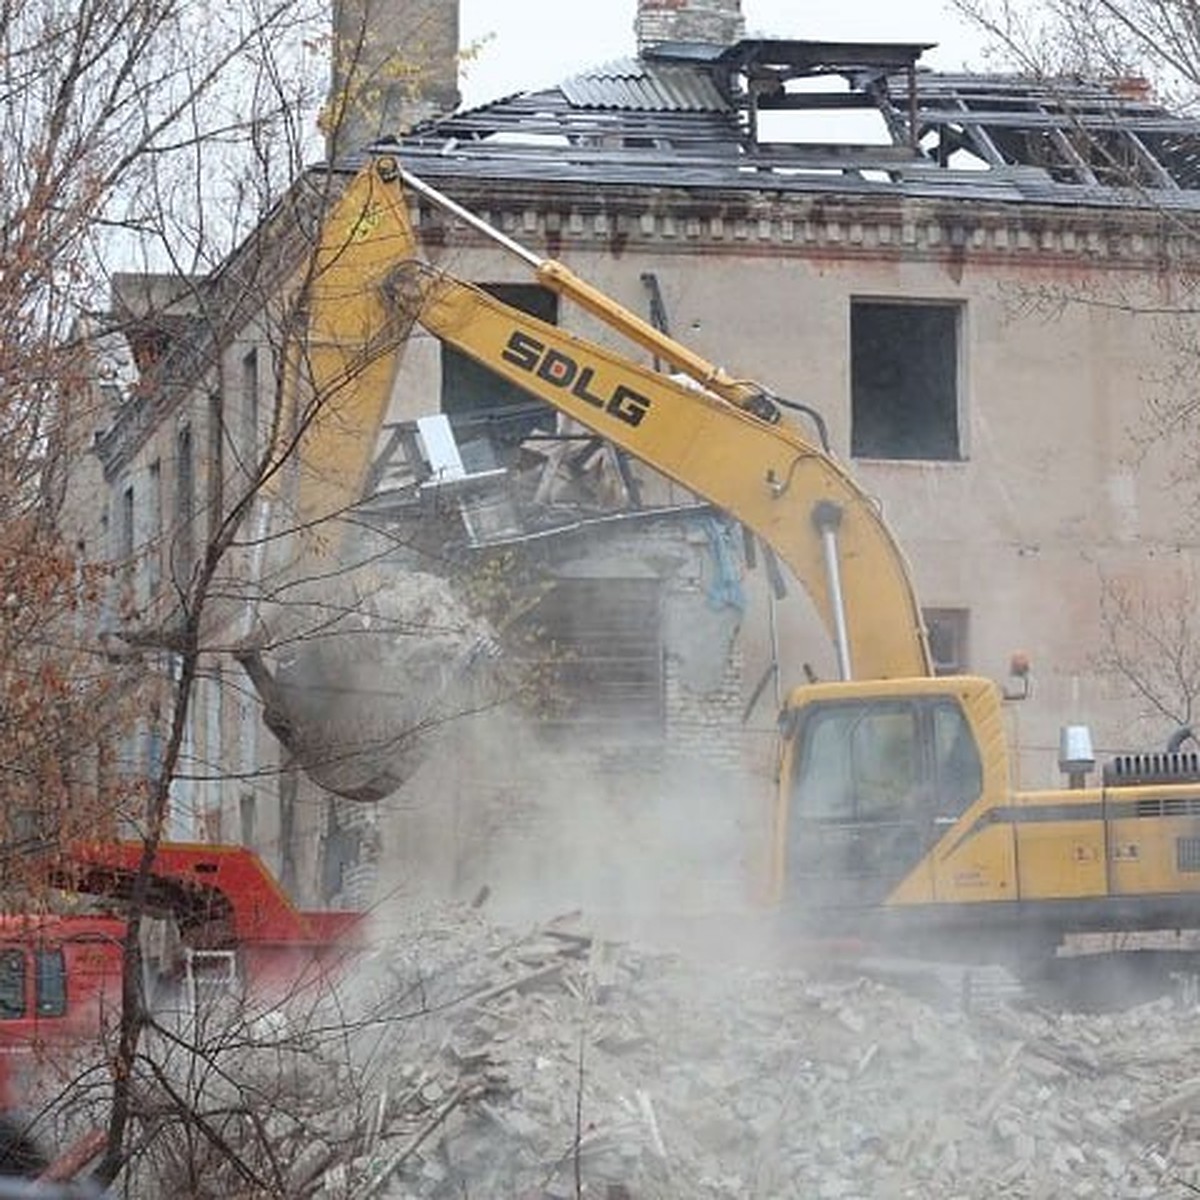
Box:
[791,697,982,824]
[932,701,983,817]
[793,702,921,820]
[0,950,25,1019]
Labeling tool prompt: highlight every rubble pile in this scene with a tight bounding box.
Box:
[319,907,1200,1199]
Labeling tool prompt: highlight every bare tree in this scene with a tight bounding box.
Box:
[944,1,1200,750]
[952,0,1200,100]
[0,0,517,1188]
[1096,565,1200,733]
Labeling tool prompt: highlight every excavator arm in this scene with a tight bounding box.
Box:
[296,154,930,679]
[393,262,930,680]
[243,153,931,801]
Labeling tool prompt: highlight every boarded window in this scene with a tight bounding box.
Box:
[851,301,962,461]
[441,284,558,454]
[518,578,663,737]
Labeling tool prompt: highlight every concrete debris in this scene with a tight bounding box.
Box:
[306,906,1200,1199]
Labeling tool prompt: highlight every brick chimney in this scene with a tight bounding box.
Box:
[325,0,460,161]
[635,0,745,53]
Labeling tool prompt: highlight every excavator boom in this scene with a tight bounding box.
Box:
[294,154,931,681]
[395,261,929,681]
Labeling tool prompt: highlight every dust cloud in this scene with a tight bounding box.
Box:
[373,700,774,962]
[332,703,1200,1198]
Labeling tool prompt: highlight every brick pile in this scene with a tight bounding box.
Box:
[304,906,1200,1200]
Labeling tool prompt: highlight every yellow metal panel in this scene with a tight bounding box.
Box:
[923,823,1015,904]
[1107,817,1200,895]
[291,165,422,537]
[889,855,935,904]
[1014,821,1107,899]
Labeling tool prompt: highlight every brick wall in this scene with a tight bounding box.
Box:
[635,0,745,51]
[327,0,460,158]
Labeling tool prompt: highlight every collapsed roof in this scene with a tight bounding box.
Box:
[388,38,1200,209]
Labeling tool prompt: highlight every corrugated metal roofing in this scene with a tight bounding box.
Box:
[560,59,730,113]
[388,38,1200,209]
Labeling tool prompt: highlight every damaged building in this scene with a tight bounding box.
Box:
[64,0,1200,911]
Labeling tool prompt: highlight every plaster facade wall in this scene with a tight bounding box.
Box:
[70,301,310,880]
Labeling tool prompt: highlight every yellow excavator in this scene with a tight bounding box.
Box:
[241,153,1200,962]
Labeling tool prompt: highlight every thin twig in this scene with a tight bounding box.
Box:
[574,1027,585,1200]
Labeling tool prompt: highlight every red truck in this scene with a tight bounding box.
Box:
[0,841,364,1179]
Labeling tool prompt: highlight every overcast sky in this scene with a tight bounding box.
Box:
[458,0,990,107]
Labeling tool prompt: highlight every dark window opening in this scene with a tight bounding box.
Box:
[119,485,136,618]
[515,578,663,738]
[440,284,559,461]
[0,950,25,1019]
[35,948,66,1017]
[923,608,969,675]
[208,391,224,520]
[321,807,362,904]
[175,425,194,581]
[242,348,260,474]
[851,301,962,461]
[119,486,135,562]
[148,460,162,595]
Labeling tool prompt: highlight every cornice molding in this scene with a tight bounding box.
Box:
[414,186,1200,269]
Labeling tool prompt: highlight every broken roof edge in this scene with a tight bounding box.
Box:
[378,146,1200,216]
[410,37,940,133]
[637,37,934,72]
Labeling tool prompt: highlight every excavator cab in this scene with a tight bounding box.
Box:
[774,676,1002,933]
